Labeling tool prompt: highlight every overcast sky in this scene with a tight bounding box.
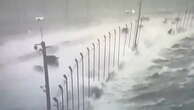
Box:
[0,0,193,42]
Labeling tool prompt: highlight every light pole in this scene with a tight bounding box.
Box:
[58,85,64,110]
[35,16,44,41]
[34,16,51,110]
[63,74,69,110]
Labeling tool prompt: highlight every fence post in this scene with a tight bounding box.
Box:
[53,97,60,110]
[69,66,74,110]
[108,32,111,75]
[123,24,128,56]
[103,35,107,80]
[75,59,80,110]
[182,8,188,28]
[185,8,191,28]
[113,29,116,67]
[191,15,193,27]
[63,74,69,110]
[58,85,64,110]
[133,0,143,50]
[128,22,133,48]
[92,43,96,81]
[137,18,143,45]
[118,27,121,68]
[87,47,91,97]
[97,39,101,81]
[80,52,85,110]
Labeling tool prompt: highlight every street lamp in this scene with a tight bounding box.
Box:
[124,9,136,18]
[35,16,44,41]
[34,16,51,110]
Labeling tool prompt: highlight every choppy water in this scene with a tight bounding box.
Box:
[92,33,194,110]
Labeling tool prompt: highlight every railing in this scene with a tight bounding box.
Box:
[52,22,135,110]
[51,8,193,110]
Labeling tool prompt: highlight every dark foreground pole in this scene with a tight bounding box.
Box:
[41,41,51,110]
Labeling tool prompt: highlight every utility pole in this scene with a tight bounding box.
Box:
[42,41,51,110]
[34,16,51,110]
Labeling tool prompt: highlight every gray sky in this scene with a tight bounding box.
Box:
[0,0,193,42]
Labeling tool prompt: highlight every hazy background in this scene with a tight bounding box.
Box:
[0,0,193,43]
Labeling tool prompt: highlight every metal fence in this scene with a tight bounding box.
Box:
[51,8,193,110]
